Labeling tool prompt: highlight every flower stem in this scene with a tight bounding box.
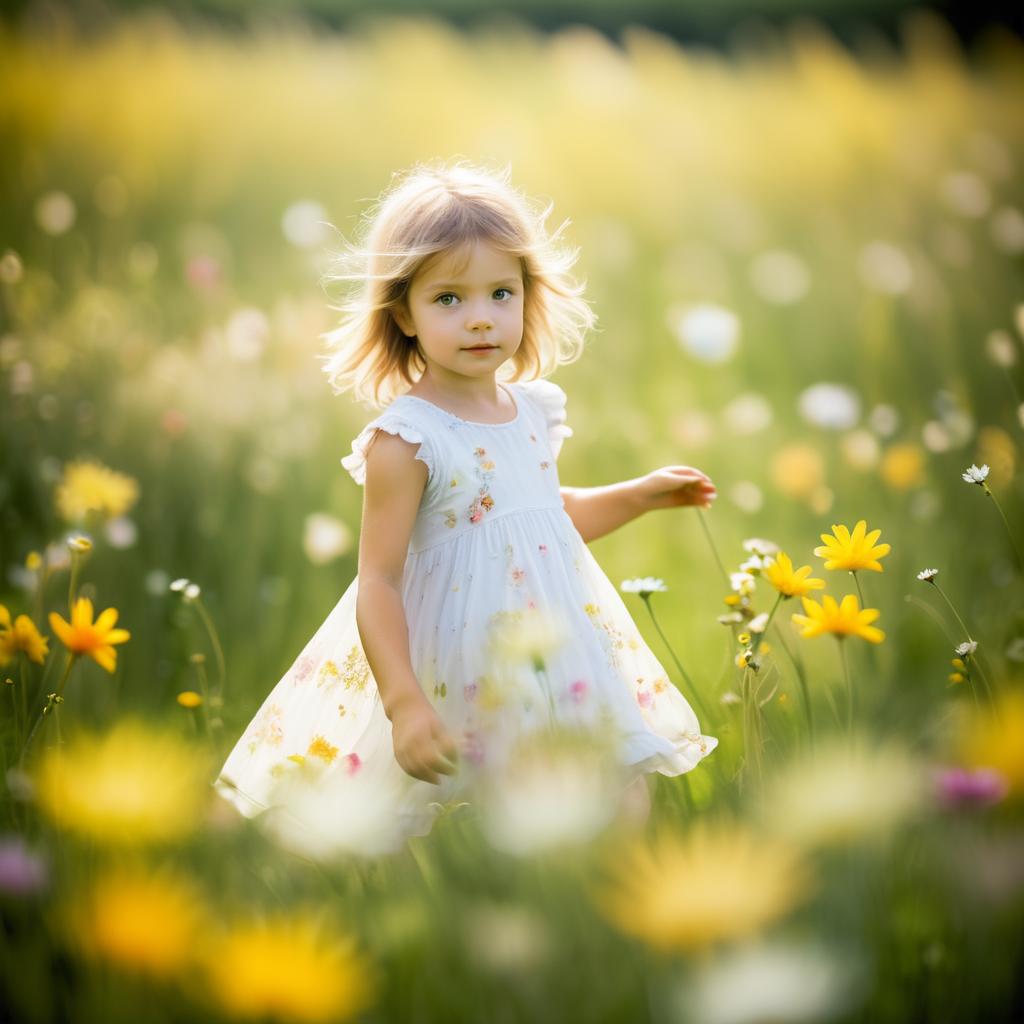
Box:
[837,638,854,738]
[982,483,1023,572]
[19,654,75,768]
[642,597,713,724]
[695,508,731,589]
[194,598,227,700]
[932,582,974,644]
[852,571,865,607]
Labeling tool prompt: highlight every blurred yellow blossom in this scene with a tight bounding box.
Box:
[55,458,139,523]
[957,689,1024,797]
[0,605,49,666]
[792,594,885,644]
[200,910,377,1022]
[771,444,825,501]
[975,425,1016,488]
[879,442,925,491]
[59,862,211,979]
[814,520,890,572]
[176,690,203,708]
[764,552,826,598]
[591,821,812,952]
[32,717,212,845]
[48,596,130,673]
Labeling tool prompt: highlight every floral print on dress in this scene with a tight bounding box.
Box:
[468,447,496,523]
[307,735,339,763]
[246,702,285,754]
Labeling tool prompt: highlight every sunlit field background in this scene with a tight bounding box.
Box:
[1,7,1023,1022]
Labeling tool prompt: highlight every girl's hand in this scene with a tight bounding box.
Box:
[390,698,460,785]
[637,465,717,512]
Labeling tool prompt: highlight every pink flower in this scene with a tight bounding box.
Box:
[568,679,588,704]
[470,510,483,523]
[344,752,362,775]
[935,766,1007,809]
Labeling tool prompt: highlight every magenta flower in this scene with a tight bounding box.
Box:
[0,836,49,896]
[568,679,588,704]
[935,766,1008,809]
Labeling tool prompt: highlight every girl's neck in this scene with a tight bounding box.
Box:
[408,373,513,420]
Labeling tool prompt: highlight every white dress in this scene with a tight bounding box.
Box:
[213,379,717,843]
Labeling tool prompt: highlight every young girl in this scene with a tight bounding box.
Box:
[214,159,719,849]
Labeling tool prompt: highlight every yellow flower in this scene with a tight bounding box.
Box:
[764,552,826,598]
[201,910,377,1023]
[813,520,890,573]
[307,735,339,764]
[32,717,212,845]
[948,673,965,684]
[879,442,925,491]
[0,605,49,666]
[59,863,211,979]
[592,821,812,952]
[792,594,885,644]
[176,690,203,708]
[55,458,139,522]
[957,689,1024,797]
[48,597,130,673]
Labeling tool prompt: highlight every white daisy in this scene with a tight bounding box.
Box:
[962,464,990,484]
[742,537,780,556]
[955,640,978,658]
[916,568,939,582]
[620,577,668,598]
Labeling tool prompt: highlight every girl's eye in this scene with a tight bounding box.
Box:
[435,288,515,306]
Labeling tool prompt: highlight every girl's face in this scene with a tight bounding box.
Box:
[392,238,525,385]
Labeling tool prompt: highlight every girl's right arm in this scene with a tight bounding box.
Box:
[355,431,459,785]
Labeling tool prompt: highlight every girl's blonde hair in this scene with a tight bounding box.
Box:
[318,158,597,408]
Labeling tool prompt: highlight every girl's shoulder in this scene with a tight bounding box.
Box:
[510,378,573,457]
[340,395,444,487]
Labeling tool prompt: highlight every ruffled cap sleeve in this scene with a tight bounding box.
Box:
[517,379,573,459]
[341,412,435,486]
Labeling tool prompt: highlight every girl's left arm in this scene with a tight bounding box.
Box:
[560,466,717,544]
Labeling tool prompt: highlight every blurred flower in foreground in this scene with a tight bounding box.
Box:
[592,820,812,952]
[32,718,212,845]
[0,835,49,896]
[303,513,353,565]
[934,767,1008,810]
[59,862,210,979]
[956,689,1024,799]
[792,594,885,644]
[488,607,568,671]
[55,459,139,523]
[761,736,927,848]
[764,552,825,599]
[0,604,48,666]
[677,939,867,1024]
[200,910,377,1023]
[249,757,411,860]
[479,725,624,857]
[48,597,130,673]
[814,520,890,573]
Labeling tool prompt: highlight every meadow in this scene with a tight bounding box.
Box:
[1,8,1023,1022]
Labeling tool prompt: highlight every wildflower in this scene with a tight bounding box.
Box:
[0,836,49,896]
[620,578,668,598]
[962,463,990,485]
[739,554,774,575]
[917,568,938,582]
[66,535,92,554]
[742,538,780,556]
[764,552,826,598]
[183,583,201,603]
[176,691,202,708]
[55,459,139,523]
[200,910,377,1023]
[32,717,211,845]
[718,612,744,626]
[948,672,965,685]
[955,640,978,658]
[748,612,770,633]
[791,595,885,644]
[60,863,210,979]
[592,821,812,952]
[935,767,1009,810]
[730,571,756,597]
[169,578,190,592]
[47,597,129,673]
[737,633,751,646]
[0,606,49,666]
[814,520,890,573]
[489,608,567,671]
[957,690,1024,797]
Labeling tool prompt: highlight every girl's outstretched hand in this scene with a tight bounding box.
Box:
[638,465,718,511]
[390,698,460,785]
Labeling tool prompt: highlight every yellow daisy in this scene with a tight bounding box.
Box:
[764,552,826,598]
[48,597,130,673]
[591,821,812,952]
[55,458,139,522]
[201,910,377,1023]
[792,594,885,644]
[59,862,211,979]
[1,605,49,666]
[814,520,890,572]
